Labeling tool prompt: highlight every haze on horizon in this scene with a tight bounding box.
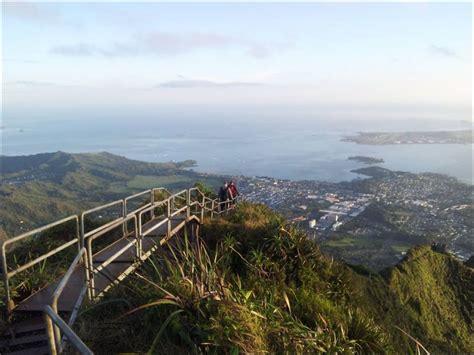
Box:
[2,2,472,124]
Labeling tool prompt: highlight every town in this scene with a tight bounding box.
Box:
[236,168,473,270]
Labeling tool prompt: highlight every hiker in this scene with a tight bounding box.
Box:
[218,182,229,212]
[226,183,234,209]
[228,181,239,206]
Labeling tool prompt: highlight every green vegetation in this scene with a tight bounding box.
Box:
[319,202,431,270]
[1,153,472,353]
[127,175,195,190]
[0,152,222,237]
[75,203,473,353]
[347,156,384,164]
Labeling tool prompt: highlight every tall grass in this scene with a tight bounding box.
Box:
[75,203,392,353]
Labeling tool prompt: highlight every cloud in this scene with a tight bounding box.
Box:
[430,45,459,58]
[156,79,264,89]
[50,43,99,57]
[247,44,270,59]
[50,31,277,59]
[5,80,57,87]
[2,2,60,23]
[2,58,39,64]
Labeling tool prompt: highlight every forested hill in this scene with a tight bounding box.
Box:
[0,151,219,238]
[75,203,474,353]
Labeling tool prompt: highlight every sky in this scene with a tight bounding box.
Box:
[2,2,472,123]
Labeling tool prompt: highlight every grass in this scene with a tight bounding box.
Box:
[2,201,471,353]
[72,203,474,354]
[127,175,195,190]
[391,244,411,253]
[324,235,377,248]
[73,203,397,353]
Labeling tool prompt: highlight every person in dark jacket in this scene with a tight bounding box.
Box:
[218,182,228,212]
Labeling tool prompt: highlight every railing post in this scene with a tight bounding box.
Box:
[135,216,141,258]
[86,238,95,299]
[138,211,143,237]
[201,194,205,221]
[122,199,127,236]
[44,311,58,355]
[150,189,155,219]
[52,304,61,352]
[211,200,215,219]
[80,213,85,249]
[167,200,171,236]
[186,190,191,220]
[83,249,92,302]
[1,244,13,317]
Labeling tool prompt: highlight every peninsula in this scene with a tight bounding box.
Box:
[342,130,473,145]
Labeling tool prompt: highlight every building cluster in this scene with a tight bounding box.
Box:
[238,176,374,234]
[236,171,473,261]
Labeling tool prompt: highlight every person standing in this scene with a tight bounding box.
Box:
[226,182,234,209]
[218,182,229,212]
[228,181,239,205]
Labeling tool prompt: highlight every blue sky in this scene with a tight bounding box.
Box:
[2,2,472,122]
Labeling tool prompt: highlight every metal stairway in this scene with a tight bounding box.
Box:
[0,187,236,354]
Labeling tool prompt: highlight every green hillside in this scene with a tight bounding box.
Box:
[0,151,220,238]
[74,203,473,354]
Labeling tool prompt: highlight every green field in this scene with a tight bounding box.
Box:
[127,175,195,190]
[391,244,411,253]
[324,236,372,248]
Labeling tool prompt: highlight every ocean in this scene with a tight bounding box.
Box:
[1,116,472,184]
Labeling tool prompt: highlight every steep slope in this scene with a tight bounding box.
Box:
[74,203,473,354]
[385,246,473,352]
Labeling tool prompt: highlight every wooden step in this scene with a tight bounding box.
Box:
[5,345,50,355]
[1,317,45,338]
[0,333,48,348]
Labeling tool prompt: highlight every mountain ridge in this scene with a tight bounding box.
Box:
[0,152,212,237]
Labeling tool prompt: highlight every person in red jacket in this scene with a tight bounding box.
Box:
[228,181,239,206]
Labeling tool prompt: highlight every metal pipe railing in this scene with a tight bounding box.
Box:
[81,200,124,244]
[1,215,80,313]
[5,185,240,353]
[124,189,152,217]
[49,247,88,352]
[44,304,93,355]
[85,215,138,299]
[138,200,169,237]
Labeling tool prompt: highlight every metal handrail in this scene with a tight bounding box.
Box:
[169,189,187,213]
[150,188,172,219]
[124,189,152,217]
[170,205,188,218]
[4,185,240,353]
[47,247,88,353]
[85,215,138,299]
[44,305,93,355]
[152,187,172,197]
[81,200,124,244]
[1,215,80,313]
[138,200,169,237]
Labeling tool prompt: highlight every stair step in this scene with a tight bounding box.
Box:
[1,317,46,338]
[0,333,48,348]
[6,345,50,355]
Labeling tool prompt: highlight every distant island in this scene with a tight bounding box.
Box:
[347,156,384,164]
[342,130,473,145]
[351,166,402,179]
